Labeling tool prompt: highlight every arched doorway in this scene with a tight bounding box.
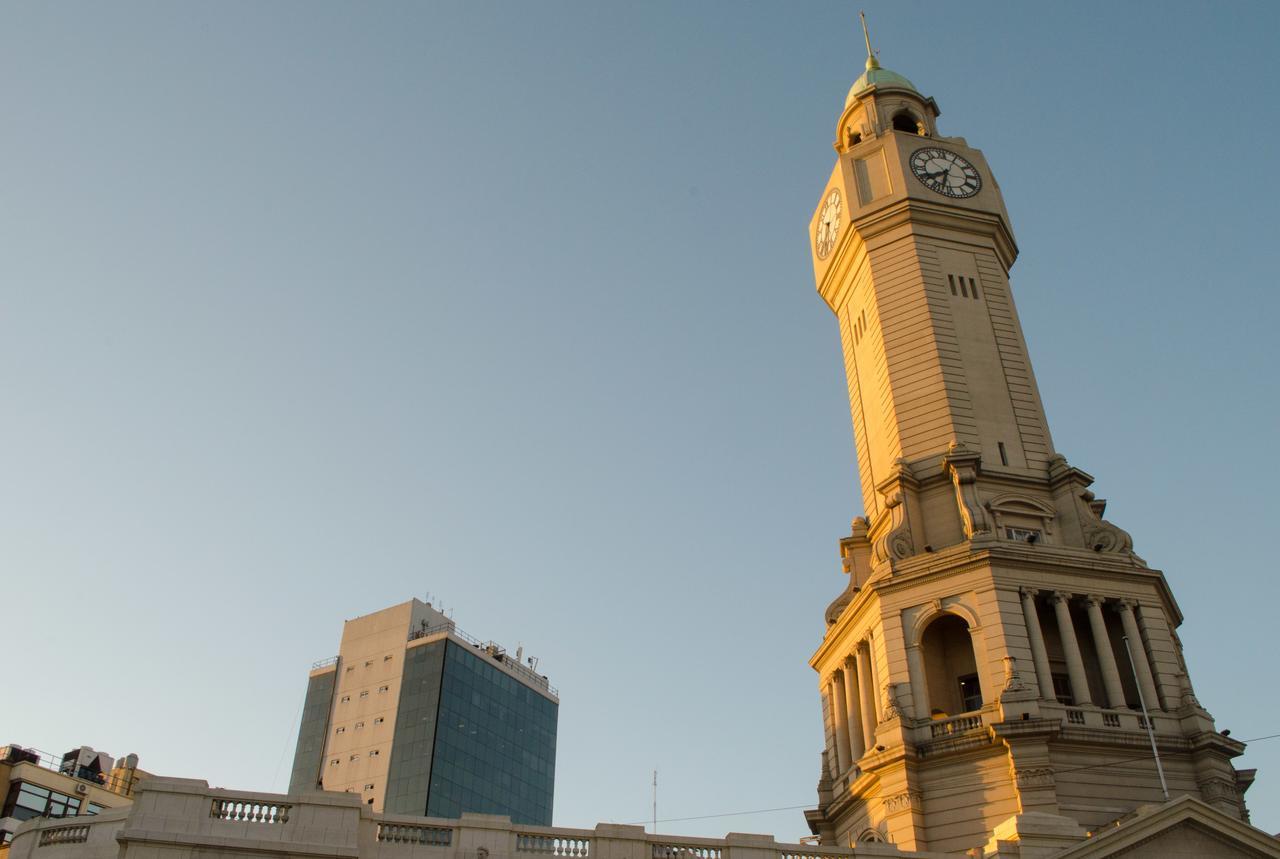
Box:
[920,614,982,717]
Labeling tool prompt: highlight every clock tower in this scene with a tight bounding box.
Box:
[803,28,1254,855]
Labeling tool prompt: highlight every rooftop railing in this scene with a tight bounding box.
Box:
[408,622,558,697]
[0,746,139,797]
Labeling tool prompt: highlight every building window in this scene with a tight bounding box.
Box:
[364,784,375,790]
[1006,527,1041,543]
[373,717,384,725]
[378,685,389,693]
[335,726,345,735]
[364,660,373,667]
[384,655,393,662]
[340,695,350,703]
[360,690,369,699]
[329,759,340,767]
[369,749,380,757]
[349,754,360,762]
[1,783,81,821]
[86,803,105,816]
[345,666,354,673]
[354,722,365,730]
[958,674,983,712]
[1052,673,1074,705]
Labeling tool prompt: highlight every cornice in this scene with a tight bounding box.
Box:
[850,196,1019,270]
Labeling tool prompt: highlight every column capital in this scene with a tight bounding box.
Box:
[843,654,858,670]
[1050,590,1074,605]
[1082,594,1106,608]
[1019,586,1040,600]
[1116,597,1140,611]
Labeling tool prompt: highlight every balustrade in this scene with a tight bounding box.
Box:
[377,823,453,846]
[210,798,291,824]
[517,834,589,856]
[929,714,982,738]
[38,825,90,846]
[651,844,722,859]
[1066,709,1085,725]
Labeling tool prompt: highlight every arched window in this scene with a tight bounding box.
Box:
[920,614,982,717]
[892,111,923,134]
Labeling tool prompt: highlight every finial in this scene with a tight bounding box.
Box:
[859,11,880,71]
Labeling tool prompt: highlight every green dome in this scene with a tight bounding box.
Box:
[846,65,918,107]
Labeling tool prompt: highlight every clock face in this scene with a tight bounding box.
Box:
[909,147,982,198]
[816,189,842,259]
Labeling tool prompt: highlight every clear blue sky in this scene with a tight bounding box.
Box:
[3,0,1278,841]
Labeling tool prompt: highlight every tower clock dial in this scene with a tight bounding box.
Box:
[815,188,842,259]
[909,147,982,198]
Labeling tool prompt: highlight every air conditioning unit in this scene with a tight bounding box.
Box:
[75,784,87,794]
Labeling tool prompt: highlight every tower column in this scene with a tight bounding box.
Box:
[1117,599,1161,710]
[830,675,852,773]
[855,642,877,750]
[1020,588,1056,700]
[842,656,865,761]
[1085,596,1127,708]
[1051,592,1093,706]
[905,644,930,719]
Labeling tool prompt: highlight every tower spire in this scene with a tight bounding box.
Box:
[859,10,880,71]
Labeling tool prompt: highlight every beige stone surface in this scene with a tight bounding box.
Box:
[803,53,1256,857]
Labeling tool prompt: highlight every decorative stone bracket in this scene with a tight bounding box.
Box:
[943,442,989,539]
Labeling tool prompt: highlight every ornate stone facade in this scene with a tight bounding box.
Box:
[803,35,1257,858]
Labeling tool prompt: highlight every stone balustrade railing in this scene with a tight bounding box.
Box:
[928,714,983,739]
[210,798,292,824]
[37,825,90,847]
[6,778,926,859]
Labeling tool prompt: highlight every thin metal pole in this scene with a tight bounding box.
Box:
[1124,636,1169,800]
[652,770,657,834]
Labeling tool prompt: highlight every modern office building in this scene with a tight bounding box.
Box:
[0,744,144,848]
[288,599,557,825]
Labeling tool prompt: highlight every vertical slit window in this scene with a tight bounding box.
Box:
[948,274,957,296]
[970,278,980,299]
[998,442,1008,466]
[959,277,968,298]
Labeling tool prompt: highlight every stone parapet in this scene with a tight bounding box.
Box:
[8,779,955,859]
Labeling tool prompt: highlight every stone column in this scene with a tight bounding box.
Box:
[1051,592,1093,706]
[829,675,852,773]
[1084,596,1127,708]
[1117,599,1161,710]
[855,642,877,750]
[905,644,930,719]
[842,656,865,761]
[1020,588,1056,700]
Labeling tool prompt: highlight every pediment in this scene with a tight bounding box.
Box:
[1052,797,1280,858]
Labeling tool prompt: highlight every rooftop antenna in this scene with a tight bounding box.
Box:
[651,770,657,834]
[859,10,880,71]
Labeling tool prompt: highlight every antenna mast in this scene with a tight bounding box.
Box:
[859,10,880,70]
[652,770,657,834]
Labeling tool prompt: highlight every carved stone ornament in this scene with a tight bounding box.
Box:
[999,656,1029,697]
[1014,767,1055,789]
[882,791,921,814]
[824,584,856,627]
[943,442,990,538]
[871,490,914,563]
[1198,777,1238,803]
[1083,519,1133,554]
[1176,671,1201,709]
[881,683,905,722]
